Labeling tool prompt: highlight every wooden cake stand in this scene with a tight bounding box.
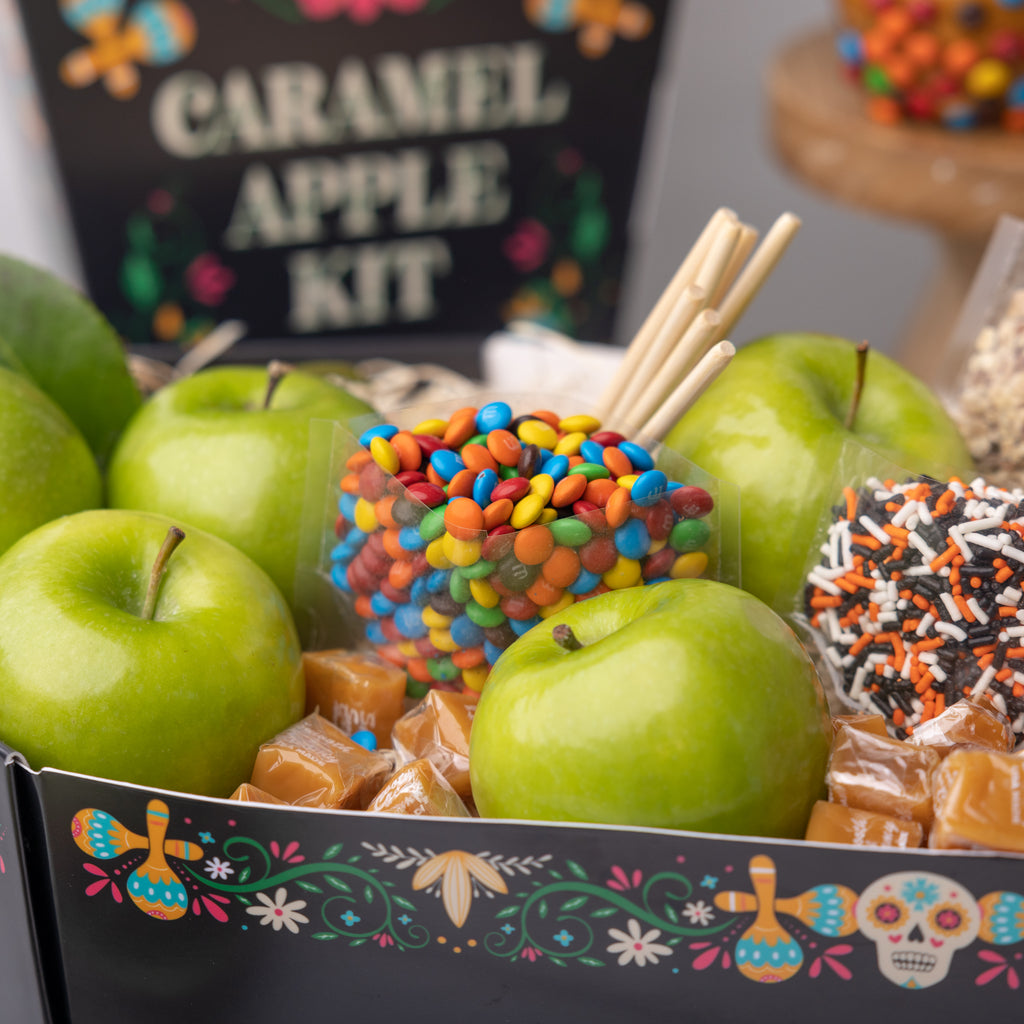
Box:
[767,28,1024,390]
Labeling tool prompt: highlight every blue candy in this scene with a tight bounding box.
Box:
[450,613,486,648]
[399,526,427,551]
[338,492,360,521]
[365,620,388,646]
[544,453,570,482]
[430,449,465,481]
[351,730,377,751]
[615,518,651,560]
[394,603,429,639]
[476,401,513,433]
[567,568,602,594]
[330,563,352,593]
[618,441,654,472]
[473,467,499,507]
[580,439,605,464]
[426,569,451,593]
[484,639,505,665]
[370,592,396,617]
[358,423,399,446]
[509,615,541,635]
[631,469,668,507]
[410,577,432,606]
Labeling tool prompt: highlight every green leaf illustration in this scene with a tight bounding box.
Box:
[495,905,521,919]
[590,907,618,918]
[560,896,588,912]
[297,880,323,894]
[566,860,588,881]
[578,956,606,967]
[323,844,344,859]
[313,932,339,941]
[325,875,353,893]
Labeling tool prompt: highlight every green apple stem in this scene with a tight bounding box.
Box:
[843,341,869,431]
[552,624,584,651]
[263,360,294,410]
[142,527,186,621]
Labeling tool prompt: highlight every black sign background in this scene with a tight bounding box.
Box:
[14,0,675,372]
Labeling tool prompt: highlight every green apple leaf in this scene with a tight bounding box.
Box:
[0,255,142,465]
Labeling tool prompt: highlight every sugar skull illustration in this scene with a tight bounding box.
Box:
[856,871,980,989]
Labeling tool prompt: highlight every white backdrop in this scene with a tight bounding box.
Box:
[0,0,937,360]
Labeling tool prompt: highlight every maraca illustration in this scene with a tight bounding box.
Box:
[523,0,653,59]
[72,798,203,921]
[714,855,858,983]
[58,0,197,101]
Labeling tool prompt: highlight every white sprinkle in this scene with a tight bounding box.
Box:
[970,532,1005,550]
[808,571,843,596]
[931,664,947,682]
[850,666,868,700]
[918,650,938,664]
[971,665,997,697]
[907,531,939,562]
[959,516,1005,534]
[859,515,891,544]
[826,646,843,667]
[966,597,989,624]
[1002,544,1024,563]
[935,620,968,642]
[939,592,963,622]
[997,587,1023,605]
[892,500,917,528]
[916,612,936,636]
[991,691,1009,717]
[949,524,973,561]
[903,564,938,576]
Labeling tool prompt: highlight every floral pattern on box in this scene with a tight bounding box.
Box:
[69,797,1024,990]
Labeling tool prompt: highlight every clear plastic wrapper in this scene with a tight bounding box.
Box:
[826,724,942,827]
[366,758,472,818]
[804,799,924,849]
[301,648,408,749]
[390,689,476,800]
[250,712,393,810]
[296,392,737,697]
[930,747,1024,852]
[228,783,289,805]
[907,694,1015,758]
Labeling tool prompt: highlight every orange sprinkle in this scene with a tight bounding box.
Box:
[1014,682,1024,698]
[929,544,959,571]
[843,486,858,521]
[891,707,906,727]
[810,595,844,609]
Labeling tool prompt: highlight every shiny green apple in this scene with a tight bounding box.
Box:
[0,365,102,556]
[665,333,974,615]
[469,578,831,838]
[0,508,304,796]
[106,364,373,617]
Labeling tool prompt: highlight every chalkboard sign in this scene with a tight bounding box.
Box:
[13,0,677,370]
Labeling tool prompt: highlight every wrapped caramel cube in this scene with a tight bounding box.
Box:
[831,713,890,738]
[827,726,942,827]
[251,713,392,810]
[908,696,1015,758]
[391,690,477,799]
[367,758,472,818]
[804,800,924,848]
[229,783,289,805]
[930,748,1024,852]
[302,649,407,748]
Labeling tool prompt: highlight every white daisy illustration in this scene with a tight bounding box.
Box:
[682,900,715,926]
[606,918,673,967]
[246,887,309,934]
[203,856,233,881]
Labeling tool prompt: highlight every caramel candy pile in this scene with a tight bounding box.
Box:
[805,696,1022,851]
[230,648,477,819]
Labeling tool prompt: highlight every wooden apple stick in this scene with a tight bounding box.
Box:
[627,308,722,432]
[639,340,735,443]
[709,222,759,309]
[175,319,248,376]
[595,206,737,419]
[606,218,742,426]
[709,212,802,344]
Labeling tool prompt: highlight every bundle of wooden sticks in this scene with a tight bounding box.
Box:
[598,207,801,442]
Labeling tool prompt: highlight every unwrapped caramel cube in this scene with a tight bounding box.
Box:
[804,800,924,848]
[391,690,477,799]
[302,649,407,748]
[367,758,472,818]
[251,713,392,810]
[827,726,942,827]
[930,748,1024,852]
[229,783,289,805]
[831,713,889,738]
[908,696,1015,758]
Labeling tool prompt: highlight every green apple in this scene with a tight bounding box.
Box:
[106,363,373,617]
[664,333,974,615]
[469,578,831,838]
[0,508,304,796]
[0,365,102,556]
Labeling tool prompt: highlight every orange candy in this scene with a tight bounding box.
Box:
[584,477,618,507]
[514,523,555,565]
[460,443,499,474]
[551,474,587,507]
[482,498,514,529]
[543,546,582,588]
[390,431,422,472]
[604,486,632,529]
[447,468,477,499]
[443,496,485,541]
[486,429,522,466]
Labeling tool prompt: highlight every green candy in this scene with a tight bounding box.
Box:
[449,568,472,603]
[465,600,507,628]
[459,558,496,580]
[567,462,610,481]
[419,506,446,542]
[670,517,710,553]
[406,676,431,699]
[427,655,460,683]
[549,518,592,547]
